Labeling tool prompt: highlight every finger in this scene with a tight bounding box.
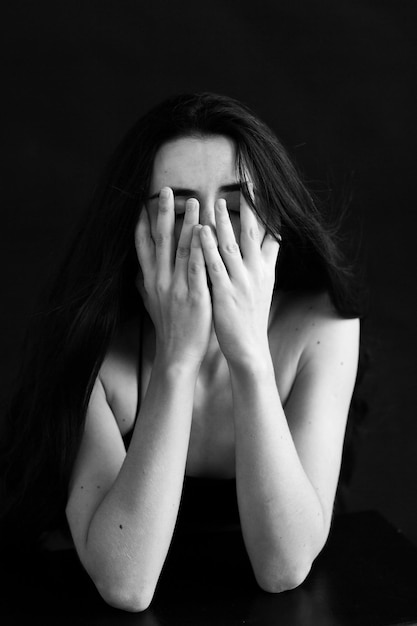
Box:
[199,224,229,288]
[261,232,281,268]
[214,198,243,278]
[188,225,209,293]
[135,208,155,277]
[155,187,175,284]
[239,185,262,265]
[174,198,200,282]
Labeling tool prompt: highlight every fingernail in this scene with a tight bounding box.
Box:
[160,187,171,199]
[186,198,198,211]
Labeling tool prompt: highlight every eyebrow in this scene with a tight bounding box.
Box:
[147,183,242,200]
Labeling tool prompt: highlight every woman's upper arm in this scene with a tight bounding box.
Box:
[284,314,360,525]
[65,376,126,561]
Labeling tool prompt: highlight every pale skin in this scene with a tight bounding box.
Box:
[65,135,360,612]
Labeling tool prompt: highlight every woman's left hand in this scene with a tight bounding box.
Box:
[199,191,280,366]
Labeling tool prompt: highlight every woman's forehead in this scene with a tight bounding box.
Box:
[150,135,241,192]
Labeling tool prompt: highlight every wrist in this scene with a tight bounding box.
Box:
[227,347,275,379]
[153,349,202,380]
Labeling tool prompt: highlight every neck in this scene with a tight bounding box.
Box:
[198,325,226,383]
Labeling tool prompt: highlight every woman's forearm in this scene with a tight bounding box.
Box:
[229,354,327,593]
[83,356,198,610]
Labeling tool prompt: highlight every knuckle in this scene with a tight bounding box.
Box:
[155,279,167,295]
[135,229,152,248]
[158,197,171,213]
[137,234,150,247]
[189,289,204,303]
[171,289,184,305]
[136,240,151,257]
[224,242,239,255]
[241,226,260,243]
[189,261,202,274]
[176,245,190,259]
[155,233,169,248]
[142,282,153,299]
[211,261,223,273]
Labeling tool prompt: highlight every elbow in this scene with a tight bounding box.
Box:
[83,549,158,612]
[96,579,156,613]
[253,513,328,594]
[255,559,313,594]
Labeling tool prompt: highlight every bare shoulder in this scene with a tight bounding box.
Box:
[270,289,360,373]
[296,290,359,364]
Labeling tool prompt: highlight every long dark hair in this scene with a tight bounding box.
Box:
[0,92,365,551]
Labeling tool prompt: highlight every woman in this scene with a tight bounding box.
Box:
[1,92,362,612]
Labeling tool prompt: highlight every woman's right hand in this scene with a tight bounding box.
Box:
[135,187,212,367]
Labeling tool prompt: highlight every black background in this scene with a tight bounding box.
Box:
[1,1,416,544]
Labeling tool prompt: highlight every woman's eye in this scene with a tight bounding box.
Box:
[173,192,242,213]
[222,191,241,212]
[173,197,188,214]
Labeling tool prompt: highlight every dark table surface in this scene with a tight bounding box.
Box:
[1,510,417,625]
